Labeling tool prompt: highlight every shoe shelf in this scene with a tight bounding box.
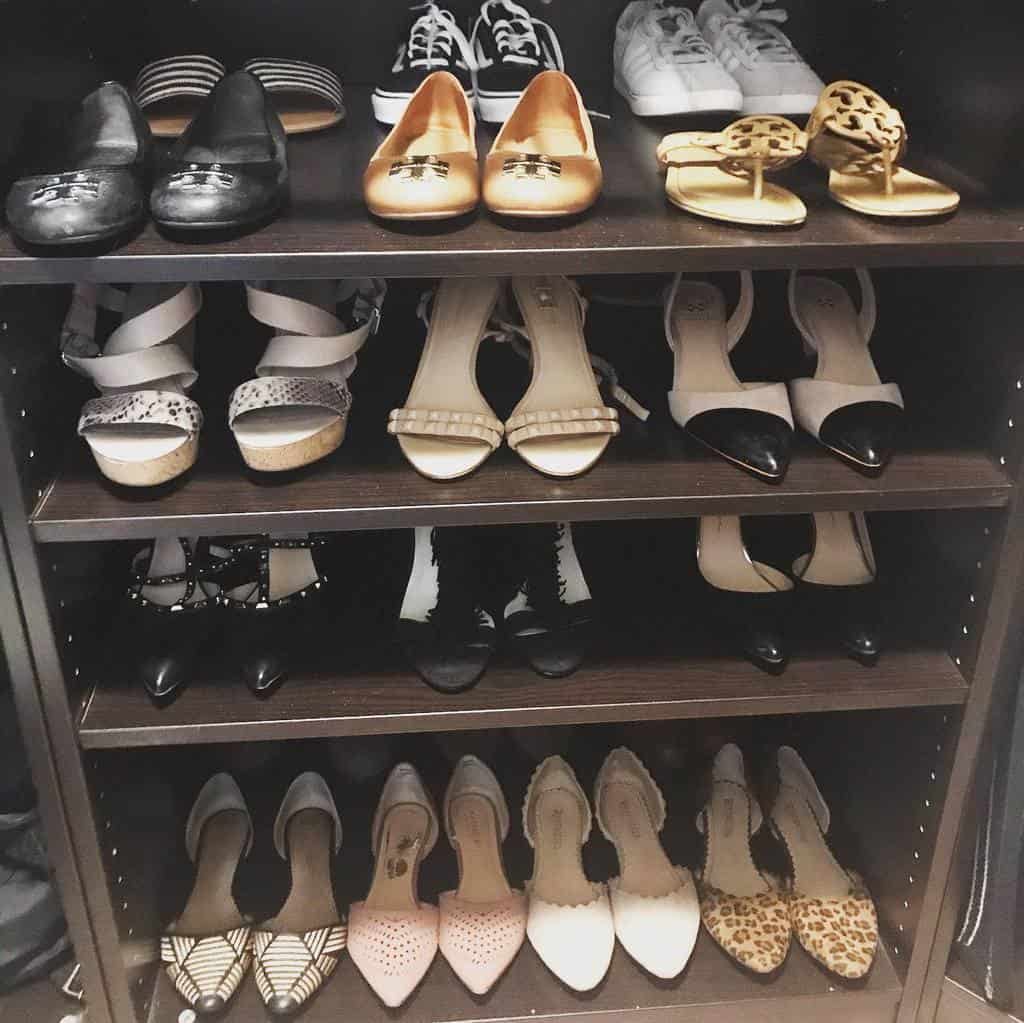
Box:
[1,89,1021,285]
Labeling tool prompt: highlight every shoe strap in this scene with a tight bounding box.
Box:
[220,536,329,608]
[78,390,203,439]
[789,378,903,438]
[506,407,620,449]
[133,54,226,109]
[807,80,907,176]
[788,268,877,351]
[658,117,807,176]
[664,271,753,353]
[242,58,344,118]
[388,408,504,449]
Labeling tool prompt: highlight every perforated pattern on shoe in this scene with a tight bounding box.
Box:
[439,894,525,967]
[347,906,438,978]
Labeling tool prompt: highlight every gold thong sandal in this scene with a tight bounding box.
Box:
[807,80,959,218]
[656,115,807,227]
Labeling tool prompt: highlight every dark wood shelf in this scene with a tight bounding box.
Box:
[78,642,967,749]
[32,437,1009,544]
[2,88,1021,284]
[142,932,901,1023]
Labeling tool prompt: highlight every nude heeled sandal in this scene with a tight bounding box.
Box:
[788,268,903,473]
[657,115,807,227]
[162,774,253,1016]
[439,756,526,994]
[767,747,879,979]
[523,755,614,991]
[252,773,346,1016]
[595,748,699,979]
[807,81,959,219]
[696,744,790,974]
[347,763,440,1007]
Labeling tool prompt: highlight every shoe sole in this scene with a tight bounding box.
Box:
[740,93,820,115]
[373,87,477,125]
[614,75,742,116]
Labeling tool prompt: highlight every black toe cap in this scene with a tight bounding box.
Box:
[818,401,903,473]
[743,630,789,674]
[686,409,793,480]
[140,656,189,701]
[842,625,882,664]
[195,993,226,1016]
[267,994,300,1016]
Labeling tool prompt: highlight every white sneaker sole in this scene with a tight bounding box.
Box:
[373,88,476,125]
[614,75,742,117]
[477,90,521,124]
[741,93,820,115]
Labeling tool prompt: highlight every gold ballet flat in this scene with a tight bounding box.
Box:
[483,70,602,219]
[363,71,479,221]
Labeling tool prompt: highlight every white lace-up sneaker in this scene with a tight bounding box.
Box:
[614,1,742,116]
[696,0,824,114]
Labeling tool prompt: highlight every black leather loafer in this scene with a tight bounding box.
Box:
[150,71,287,231]
[5,82,149,246]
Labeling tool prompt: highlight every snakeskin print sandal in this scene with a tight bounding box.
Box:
[230,278,385,472]
[807,81,959,218]
[61,282,203,486]
[252,773,346,1016]
[348,763,440,1008]
[162,774,253,1017]
[767,747,879,979]
[657,115,808,226]
[696,744,791,974]
[439,755,526,994]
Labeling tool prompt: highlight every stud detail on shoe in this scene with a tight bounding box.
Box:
[31,172,101,205]
[167,164,236,192]
[389,156,450,182]
[502,153,562,179]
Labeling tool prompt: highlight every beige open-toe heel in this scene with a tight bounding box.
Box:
[439,755,526,994]
[657,116,808,227]
[252,773,346,1016]
[523,755,614,991]
[807,81,960,218]
[389,277,504,481]
[347,763,440,1008]
[768,747,879,979]
[161,774,253,1017]
[504,276,622,477]
[595,748,699,979]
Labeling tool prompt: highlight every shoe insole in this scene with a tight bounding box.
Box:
[663,143,805,227]
[398,278,501,480]
[226,548,319,603]
[365,805,431,912]
[270,95,341,135]
[703,782,767,898]
[772,791,850,898]
[450,794,513,904]
[510,277,610,477]
[792,277,879,387]
[146,97,204,139]
[599,781,679,898]
[698,516,792,594]
[531,788,595,907]
[828,166,959,218]
[796,511,875,586]
[670,282,740,395]
[262,809,340,932]
[87,284,195,465]
[173,810,249,936]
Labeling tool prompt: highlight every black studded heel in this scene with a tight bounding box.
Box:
[219,535,332,695]
[121,537,228,703]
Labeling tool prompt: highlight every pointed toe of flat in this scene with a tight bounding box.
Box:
[252,926,346,1014]
[818,402,902,472]
[609,872,700,979]
[347,902,439,1007]
[195,994,226,1016]
[698,885,791,974]
[439,892,527,994]
[686,409,792,480]
[526,890,615,991]
[791,889,878,979]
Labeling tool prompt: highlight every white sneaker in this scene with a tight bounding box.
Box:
[614,1,742,116]
[696,0,824,114]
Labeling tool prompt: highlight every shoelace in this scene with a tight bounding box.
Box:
[723,0,799,63]
[472,0,564,70]
[400,3,477,72]
[645,4,715,66]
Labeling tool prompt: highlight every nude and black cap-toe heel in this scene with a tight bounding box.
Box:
[162,774,253,1016]
[252,773,346,1016]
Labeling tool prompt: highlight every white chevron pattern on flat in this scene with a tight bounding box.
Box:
[161,926,252,1008]
[253,923,347,1009]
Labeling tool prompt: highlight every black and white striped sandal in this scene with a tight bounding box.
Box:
[134,54,344,137]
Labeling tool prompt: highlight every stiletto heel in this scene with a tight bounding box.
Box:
[252,773,345,1016]
[788,268,903,473]
[595,748,699,979]
[767,747,879,978]
[439,756,526,994]
[697,516,793,673]
[696,744,790,974]
[348,763,440,1007]
[665,271,793,481]
[523,755,614,991]
[793,511,881,664]
[161,774,253,1016]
